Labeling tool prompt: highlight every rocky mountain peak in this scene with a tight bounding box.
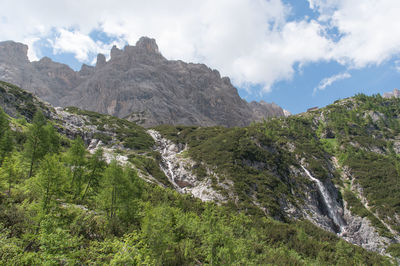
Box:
[110,45,123,59]
[96,53,106,68]
[135,36,160,54]
[0,37,286,127]
[0,41,29,64]
[38,56,53,64]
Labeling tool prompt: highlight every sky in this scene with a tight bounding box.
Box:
[1,0,399,114]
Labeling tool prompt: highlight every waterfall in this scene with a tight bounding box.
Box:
[301,166,346,233]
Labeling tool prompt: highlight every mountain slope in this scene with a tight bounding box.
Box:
[153,93,400,257]
[0,38,285,127]
[0,82,393,264]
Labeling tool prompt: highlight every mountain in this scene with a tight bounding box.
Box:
[153,93,400,257]
[0,38,286,127]
[0,81,399,264]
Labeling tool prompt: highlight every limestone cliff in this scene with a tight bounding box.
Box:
[0,37,285,127]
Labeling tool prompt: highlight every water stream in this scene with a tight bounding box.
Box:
[302,166,346,233]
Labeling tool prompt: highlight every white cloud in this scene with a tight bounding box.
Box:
[50,29,98,62]
[0,0,400,94]
[48,29,123,62]
[314,72,351,94]
[309,0,400,68]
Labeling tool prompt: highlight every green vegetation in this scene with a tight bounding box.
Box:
[320,94,400,233]
[1,81,399,264]
[387,243,400,258]
[65,106,154,150]
[0,80,50,121]
[0,106,392,264]
[343,189,393,238]
[156,115,337,219]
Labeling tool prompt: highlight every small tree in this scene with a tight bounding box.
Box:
[24,111,59,178]
[81,149,105,202]
[35,154,67,212]
[100,160,125,219]
[66,137,86,200]
[0,153,23,196]
[0,126,14,166]
[0,107,13,165]
[0,107,8,135]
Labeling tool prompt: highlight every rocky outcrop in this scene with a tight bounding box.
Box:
[0,38,285,127]
[383,88,400,98]
[0,42,82,106]
[148,129,229,202]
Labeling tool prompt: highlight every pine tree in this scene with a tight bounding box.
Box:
[0,107,13,165]
[0,153,22,196]
[102,160,124,219]
[81,148,105,201]
[66,137,86,200]
[24,111,59,178]
[0,107,8,135]
[35,154,66,212]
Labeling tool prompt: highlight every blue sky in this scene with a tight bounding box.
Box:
[1,0,400,114]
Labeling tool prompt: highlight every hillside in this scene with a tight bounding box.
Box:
[0,38,285,127]
[0,81,398,264]
[153,93,400,255]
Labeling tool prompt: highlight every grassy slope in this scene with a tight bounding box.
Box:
[0,81,396,264]
[156,94,400,245]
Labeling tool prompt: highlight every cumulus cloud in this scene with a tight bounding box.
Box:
[313,72,351,94]
[0,0,400,94]
[309,0,400,68]
[50,29,100,61]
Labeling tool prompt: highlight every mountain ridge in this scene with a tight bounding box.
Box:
[0,37,286,127]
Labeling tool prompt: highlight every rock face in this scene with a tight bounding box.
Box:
[0,38,285,127]
[147,129,228,202]
[383,88,400,98]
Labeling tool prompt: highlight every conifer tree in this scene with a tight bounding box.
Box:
[0,107,13,165]
[0,153,22,196]
[81,148,105,201]
[101,160,124,219]
[24,111,59,178]
[66,137,86,200]
[0,107,8,135]
[35,154,66,212]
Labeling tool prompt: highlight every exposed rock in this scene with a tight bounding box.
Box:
[148,129,228,202]
[342,202,392,255]
[110,45,123,59]
[79,64,95,76]
[87,139,129,165]
[0,38,285,127]
[383,88,400,98]
[366,111,386,123]
[95,54,106,68]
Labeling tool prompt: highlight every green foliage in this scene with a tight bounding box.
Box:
[387,243,400,258]
[37,215,83,264]
[65,106,154,150]
[343,189,393,238]
[24,110,60,178]
[0,153,23,195]
[81,148,106,202]
[0,87,397,265]
[128,153,171,187]
[0,107,13,165]
[33,154,67,213]
[65,138,86,200]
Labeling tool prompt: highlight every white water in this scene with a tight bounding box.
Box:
[302,166,345,233]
